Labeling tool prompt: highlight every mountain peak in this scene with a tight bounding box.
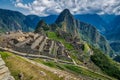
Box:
[62,9,71,14]
[55,9,79,36]
[55,9,74,23]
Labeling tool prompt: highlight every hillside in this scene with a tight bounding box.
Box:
[0,9,40,32]
[35,9,113,56]
[74,14,107,33]
[0,30,119,80]
[0,51,78,80]
[0,9,120,80]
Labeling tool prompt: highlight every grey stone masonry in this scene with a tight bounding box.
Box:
[0,55,15,80]
[31,36,44,49]
[39,37,48,52]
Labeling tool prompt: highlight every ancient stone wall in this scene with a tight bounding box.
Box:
[0,55,14,80]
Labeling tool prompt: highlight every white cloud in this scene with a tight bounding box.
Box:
[15,2,31,9]
[13,0,120,16]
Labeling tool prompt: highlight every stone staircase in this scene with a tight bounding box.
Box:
[0,55,14,80]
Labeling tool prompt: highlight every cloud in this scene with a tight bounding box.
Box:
[15,2,31,9]
[12,0,120,16]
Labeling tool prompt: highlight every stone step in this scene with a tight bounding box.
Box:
[0,60,5,66]
[31,36,44,49]
[0,65,5,70]
[0,66,9,75]
[52,42,59,56]
[56,42,65,55]
[44,39,51,50]
[15,38,32,47]
[33,33,39,40]
[0,72,14,80]
[39,37,48,52]
[48,41,54,54]
[0,55,15,80]
[0,58,3,61]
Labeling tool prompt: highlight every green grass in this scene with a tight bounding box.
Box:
[0,51,11,59]
[83,43,90,53]
[91,49,120,79]
[0,51,64,80]
[33,58,115,80]
[46,31,74,50]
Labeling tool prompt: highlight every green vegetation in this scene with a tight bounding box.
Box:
[0,51,63,80]
[46,31,82,63]
[91,49,120,79]
[83,43,90,53]
[63,64,112,80]
[34,58,115,80]
[46,31,74,50]
[0,29,6,33]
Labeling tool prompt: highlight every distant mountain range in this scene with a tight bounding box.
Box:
[0,8,120,54]
[0,8,114,33]
[105,15,120,54]
[0,9,34,32]
[74,14,108,33]
[1,8,120,79]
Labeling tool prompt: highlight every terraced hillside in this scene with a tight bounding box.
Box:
[0,31,75,62]
[0,51,81,80]
[0,50,116,80]
[0,31,119,79]
[0,30,95,67]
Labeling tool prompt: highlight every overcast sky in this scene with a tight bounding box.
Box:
[0,0,120,16]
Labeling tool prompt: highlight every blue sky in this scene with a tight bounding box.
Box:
[0,0,33,15]
[0,0,120,16]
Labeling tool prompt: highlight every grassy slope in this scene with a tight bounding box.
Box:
[34,58,115,80]
[91,49,120,79]
[0,51,63,80]
[0,51,114,80]
[46,31,118,80]
[46,31,74,50]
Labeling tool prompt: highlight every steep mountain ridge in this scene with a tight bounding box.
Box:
[36,9,113,56]
[0,9,120,79]
[75,14,108,33]
[34,9,120,79]
[55,9,79,37]
[0,9,41,32]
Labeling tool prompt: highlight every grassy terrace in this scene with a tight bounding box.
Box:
[46,31,74,50]
[0,51,63,80]
[0,51,116,80]
[46,31,82,63]
[33,58,116,80]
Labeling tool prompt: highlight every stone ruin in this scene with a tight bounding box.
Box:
[0,32,72,61]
